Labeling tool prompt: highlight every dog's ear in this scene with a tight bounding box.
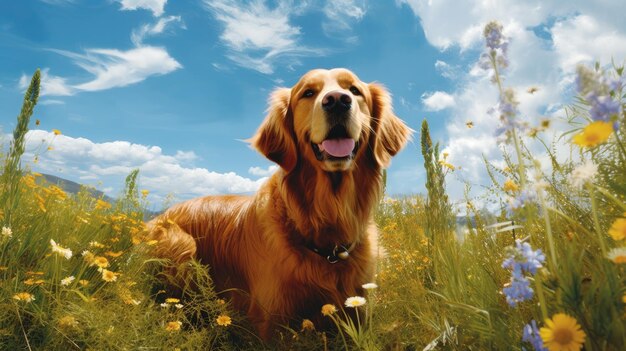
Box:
[250,88,297,172]
[368,83,411,168]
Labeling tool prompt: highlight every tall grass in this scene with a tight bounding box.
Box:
[1,21,625,350]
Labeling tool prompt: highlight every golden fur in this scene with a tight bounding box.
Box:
[145,68,410,340]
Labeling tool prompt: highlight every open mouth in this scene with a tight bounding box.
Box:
[311,125,359,161]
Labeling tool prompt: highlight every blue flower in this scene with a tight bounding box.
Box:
[503,276,533,307]
[484,21,505,50]
[506,189,537,214]
[587,94,621,122]
[522,320,547,351]
[502,240,545,307]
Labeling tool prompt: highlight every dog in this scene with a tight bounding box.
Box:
[145,68,410,340]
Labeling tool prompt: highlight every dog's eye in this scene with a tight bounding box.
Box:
[349,86,361,96]
[302,89,315,98]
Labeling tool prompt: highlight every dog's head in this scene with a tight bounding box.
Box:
[251,68,410,173]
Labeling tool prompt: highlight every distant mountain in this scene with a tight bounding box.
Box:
[39,173,160,219]
[40,173,114,203]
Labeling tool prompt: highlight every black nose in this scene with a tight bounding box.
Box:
[322,91,352,114]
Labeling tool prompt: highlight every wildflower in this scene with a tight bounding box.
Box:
[52,129,61,135]
[216,298,226,305]
[539,313,586,351]
[58,315,79,329]
[503,179,519,192]
[572,121,614,147]
[160,303,169,308]
[362,283,378,290]
[174,303,183,309]
[95,199,112,210]
[216,314,232,327]
[141,189,149,198]
[165,321,182,332]
[92,256,109,269]
[82,250,95,264]
[609,218,626,241]
[61,276,75,286]
[502,240,544,307]
[502,277,534,307]
[13,292,35,302]
[301,319,315,331]
[165,297,180,304]
[50,239,73,259]
[607,247,626,263]
[1,226,12,238]
[466,121,474,128]
[506,189,537,213]
[105,250,123,258]
[89,241,105,248]
[78,279,89,287]
[568,160,598,188]
[345,296,366,308]
[24,278,45,286]
[522,320,547,351]
[101,269,117,282]
[484,21,505,50]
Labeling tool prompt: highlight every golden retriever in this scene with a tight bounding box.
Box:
[145,68,410,340]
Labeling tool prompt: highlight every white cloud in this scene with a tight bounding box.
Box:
[118,0,167,17]
[19,68,74,96]
[421,91,455,111]
[204,0,325,74]
[248,165,278,177]
[48,46,181,93]
[397,0,626,205]
[39,99,66,106]
[322,0,367,38]
[552,15,626,73]
[131,15,184,46]
[21,130,266,203]
[434,60,458,79]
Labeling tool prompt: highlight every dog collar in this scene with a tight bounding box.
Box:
[306,242,353,264]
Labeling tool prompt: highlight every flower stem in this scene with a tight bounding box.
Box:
[533,275,549,321]
[538,191,557,269]
[588,184,608,256]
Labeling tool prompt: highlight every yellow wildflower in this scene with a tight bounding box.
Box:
[165,321,182,332]
[95,199,112,210]
[141,189,149,198]
[58,315,79,329]
[503,179,519,192]
[52,129,61,135]
[101,269,118,282]
[609,218,626,241]
[572,121,613,147]
[540,313,586,351]
[301,319,315,331]
[13,292,35,302]
[79,279,89,287]
[321,304,337,316]
[24,278,45,286]
[92,256,109,269]
[216,314,232,327]
[165,298,180,304]
[105,251,123,258]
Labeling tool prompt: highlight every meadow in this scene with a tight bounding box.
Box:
[1,22,624,350]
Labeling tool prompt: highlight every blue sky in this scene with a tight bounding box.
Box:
[1,0,626,210]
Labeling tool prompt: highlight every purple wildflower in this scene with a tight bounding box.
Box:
[501,240,545,307]
[506,189,537,213]
[522,320,547,351]
[484,21,505,50]
[503,276,533,307]
[587,94,621,122]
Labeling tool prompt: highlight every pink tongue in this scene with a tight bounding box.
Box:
[321,139,355,157]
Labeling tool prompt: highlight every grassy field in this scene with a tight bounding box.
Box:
[1,22,625,350]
